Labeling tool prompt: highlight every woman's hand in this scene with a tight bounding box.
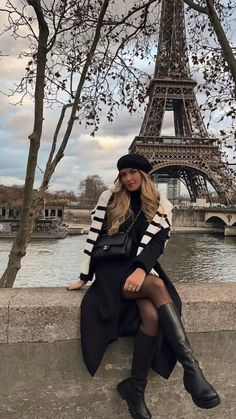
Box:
[66,278,86,291]
[123,268,146,292]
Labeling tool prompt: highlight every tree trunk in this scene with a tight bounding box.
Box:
[206,0,236,90]
[0,2,49,288]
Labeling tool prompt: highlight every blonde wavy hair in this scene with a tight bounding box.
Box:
[106,170,160,235]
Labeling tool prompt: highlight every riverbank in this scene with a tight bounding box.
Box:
[171,226,223,233]
[67,224,227,235]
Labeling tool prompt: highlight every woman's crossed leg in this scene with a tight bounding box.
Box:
[123,274,172,308]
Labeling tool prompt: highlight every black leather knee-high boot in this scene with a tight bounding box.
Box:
[158,302,220,409]
[117,330,157,419]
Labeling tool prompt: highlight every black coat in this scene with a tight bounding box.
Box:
[80,191,182,378]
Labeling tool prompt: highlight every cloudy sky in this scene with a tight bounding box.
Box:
[0,1,235,197]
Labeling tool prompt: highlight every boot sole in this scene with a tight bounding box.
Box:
[191,394,221,409]
[117,381,151,419]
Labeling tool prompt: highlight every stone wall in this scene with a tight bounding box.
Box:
[172,208,206,227]
[0,283,235,344]
[64,207,207,228]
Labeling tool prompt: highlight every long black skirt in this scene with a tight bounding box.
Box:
[80,258,182,378]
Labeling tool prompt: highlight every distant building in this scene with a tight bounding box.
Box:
[0,205,64,219]
[167,179,181,205]
[85,178,95,200]
[44,206,64,218]
[192,198,210,208]
[152,174,181,204]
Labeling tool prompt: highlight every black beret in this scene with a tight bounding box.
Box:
[117,153,152,174]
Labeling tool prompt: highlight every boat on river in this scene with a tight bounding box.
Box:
[0,217,68,239]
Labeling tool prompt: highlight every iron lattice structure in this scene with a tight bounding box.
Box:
[129,0,236,204]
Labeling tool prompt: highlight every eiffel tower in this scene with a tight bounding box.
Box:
[129,0,236,204]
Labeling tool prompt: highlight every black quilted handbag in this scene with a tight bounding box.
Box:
[92,209,141,260]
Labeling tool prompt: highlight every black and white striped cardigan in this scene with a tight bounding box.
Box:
[79,189,173,282]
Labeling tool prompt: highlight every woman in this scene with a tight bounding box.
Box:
[67,153,220,419]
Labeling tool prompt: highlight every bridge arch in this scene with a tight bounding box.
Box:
[205,216,227,227]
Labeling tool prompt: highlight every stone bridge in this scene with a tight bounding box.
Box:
[173,207,236,235]
[204,207,236,227]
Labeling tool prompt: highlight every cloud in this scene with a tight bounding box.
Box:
[0,176,25,186]
[98,108,144,138]
[0,9,33,83]
[4,109,33,138]
[0,55,28,82]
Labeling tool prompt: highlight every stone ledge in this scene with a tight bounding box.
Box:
[0,283,235,344]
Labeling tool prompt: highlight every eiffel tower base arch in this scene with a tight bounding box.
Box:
[129,145,235,205]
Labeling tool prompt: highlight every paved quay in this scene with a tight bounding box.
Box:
[0,283,235,418]
[0,332,235,419]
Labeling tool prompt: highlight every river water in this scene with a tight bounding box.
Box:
[0,233,235,287]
